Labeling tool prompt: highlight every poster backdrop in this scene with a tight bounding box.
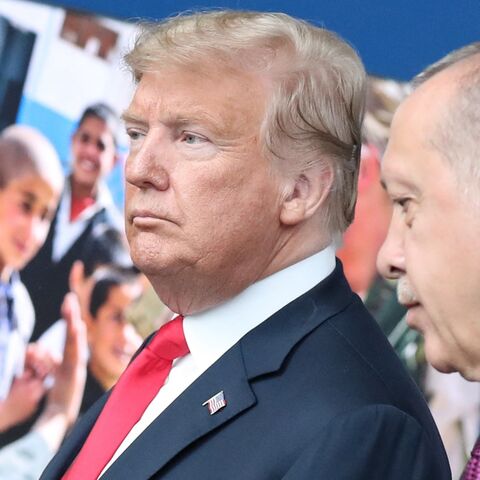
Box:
[35,0,480,81]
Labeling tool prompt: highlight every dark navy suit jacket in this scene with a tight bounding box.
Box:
[41,262,451,479]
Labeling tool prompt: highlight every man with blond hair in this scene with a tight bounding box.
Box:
[44,11,449,479]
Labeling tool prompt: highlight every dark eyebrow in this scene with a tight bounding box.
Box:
[380,178,387,190]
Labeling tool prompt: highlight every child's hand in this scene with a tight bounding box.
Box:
[0,373,46,431]
[24,342,60,381]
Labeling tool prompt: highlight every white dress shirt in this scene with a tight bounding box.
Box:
[101,245,336,476]
[52,180,118,262]
[0,273,34,400]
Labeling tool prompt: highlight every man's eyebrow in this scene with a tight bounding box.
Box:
[380,174,421,196]
[122,109,226,137]
[121,111,147,126]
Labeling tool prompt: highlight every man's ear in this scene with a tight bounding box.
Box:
[280,164,333,226]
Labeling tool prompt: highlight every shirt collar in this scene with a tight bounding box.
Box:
[61,178,114,222]
[183,245,336,372]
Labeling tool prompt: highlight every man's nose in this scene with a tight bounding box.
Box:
[376,218,406,280]
[125,134,169,191]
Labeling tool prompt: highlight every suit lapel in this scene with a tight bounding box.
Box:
[43,261,354,480]
[242,261,354,378]
[102,342,256,479]
[103,262,354,479]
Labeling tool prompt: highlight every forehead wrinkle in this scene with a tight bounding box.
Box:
[129,68,266,140]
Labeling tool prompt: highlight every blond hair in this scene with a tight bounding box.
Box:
[125,10,366,234]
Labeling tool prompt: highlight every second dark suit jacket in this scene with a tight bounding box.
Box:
[41,262,451,479]
[21,197,120,342]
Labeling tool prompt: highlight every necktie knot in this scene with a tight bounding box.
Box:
[147,315,189,360]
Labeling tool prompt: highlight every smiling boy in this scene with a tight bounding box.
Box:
[0,125,63,427]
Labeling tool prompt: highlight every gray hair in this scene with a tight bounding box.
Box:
[414,43,480,200]
[125,10,366,234]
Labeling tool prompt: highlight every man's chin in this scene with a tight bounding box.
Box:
[131,255,185,279]
[424,341,458,375]
[429,359,457,375]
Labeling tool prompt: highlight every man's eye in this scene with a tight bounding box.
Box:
[182,132,206,145]
[393,197,415,227]
[395,198,411,212]
[126,129,144,142]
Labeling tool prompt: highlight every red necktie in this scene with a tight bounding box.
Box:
[63,315,189,479]
[462,437,480,480]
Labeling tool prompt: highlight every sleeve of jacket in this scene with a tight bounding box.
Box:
[281,404,451,480]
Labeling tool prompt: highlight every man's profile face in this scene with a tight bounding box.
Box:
[123,64,286,302]
[377,81,480,379]
[71,116,116,191]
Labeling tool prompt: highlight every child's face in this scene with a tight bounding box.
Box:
[71,116,116,191]
[88,282,143,386]
[0,174,59,275]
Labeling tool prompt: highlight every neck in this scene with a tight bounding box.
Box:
[70,177,97,199]
[0,266,12,284]
[150,230,331,315]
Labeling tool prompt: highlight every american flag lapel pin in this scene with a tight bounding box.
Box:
[202,390,227,415]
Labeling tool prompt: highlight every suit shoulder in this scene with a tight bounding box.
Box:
[282,404,451,480]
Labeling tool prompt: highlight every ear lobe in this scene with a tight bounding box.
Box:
[280,165,333,226]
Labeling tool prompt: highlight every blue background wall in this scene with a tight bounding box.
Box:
[33,0,480,81]
[16,97,126,206]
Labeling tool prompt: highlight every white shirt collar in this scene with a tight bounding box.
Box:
[183,245,336,372]
[60,178,114,223]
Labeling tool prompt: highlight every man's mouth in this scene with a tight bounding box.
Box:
[129,208,175,228]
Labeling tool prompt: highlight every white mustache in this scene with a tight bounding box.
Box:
[396,277,419,306]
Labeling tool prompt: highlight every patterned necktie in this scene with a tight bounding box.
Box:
[462,437,480,480]
[63,315,189,479]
